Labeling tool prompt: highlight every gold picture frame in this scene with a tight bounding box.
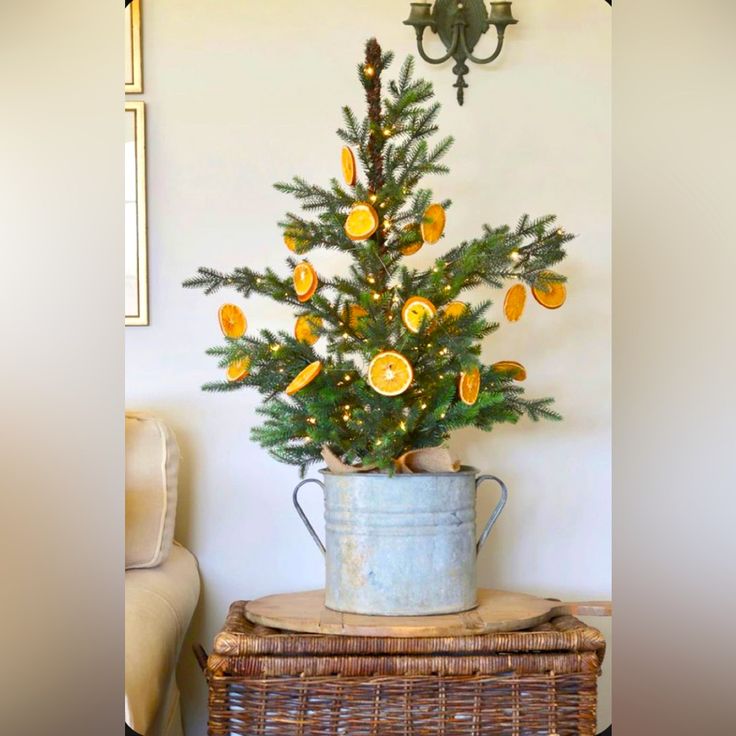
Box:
[125,101,148,326]
[125,0,142,93]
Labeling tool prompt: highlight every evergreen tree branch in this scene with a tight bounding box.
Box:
[183,40,573,472]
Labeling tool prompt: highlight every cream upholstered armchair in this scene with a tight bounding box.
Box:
[125,412,200,736]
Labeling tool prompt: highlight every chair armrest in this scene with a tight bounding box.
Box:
[125,544,200,734]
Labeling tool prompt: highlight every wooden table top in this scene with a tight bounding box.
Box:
[245,588,611,637]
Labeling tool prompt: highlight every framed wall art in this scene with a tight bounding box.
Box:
[125,101,148,326]
[125,0,142,93]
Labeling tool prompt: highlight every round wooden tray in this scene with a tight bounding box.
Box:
[245,589,611,637]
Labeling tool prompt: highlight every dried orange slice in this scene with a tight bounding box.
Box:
[401,296,437,333]
[226,356,250,382]
[285,360,322,396]
[293,261,318,302]
[341,146,356,186]
[401,241,423,256]
[284,234,298,252]
[218,303,247,338]
[458,368,481,405]
[367,351,413,396]
[504,284,526,322]
[532,272,566,309]
[294,315,323,345]
[421,203,446,244]
[400,224,423,255]
[492,361,527,381]
[344,202,379,242]
[298,281,318,303]
[443,301,467,320]
[341,303,368,331]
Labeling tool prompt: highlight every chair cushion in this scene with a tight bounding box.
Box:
[125,543,200,734]
[125,412,179,569]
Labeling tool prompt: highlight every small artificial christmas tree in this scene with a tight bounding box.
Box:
[184,39,573,476]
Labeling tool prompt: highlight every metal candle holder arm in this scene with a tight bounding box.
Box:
[404,0,518,105]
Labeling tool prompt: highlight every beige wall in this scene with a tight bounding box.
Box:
[124,0,611,731]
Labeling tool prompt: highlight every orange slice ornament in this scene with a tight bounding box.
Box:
[443,301,467,320]
[285,360,322,396]
[491,361,527,381]
[504,284,527,322]
[458,367,481,406]
[284,228,309,253]
[344,202,379,242]
[298,281,318,303]
[226,356,250,382]
[341,303,368,331]
[218,304,247,338]
[294,315,323,346]
[400,224,423,255]
[401,296,437,334]
[367,351,413,396]
[421,203,446,244]
[293,261,318,303]
[341,146,357,186]
[532,272,566,309]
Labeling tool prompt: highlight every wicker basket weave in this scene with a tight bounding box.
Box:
[202,601,605,736]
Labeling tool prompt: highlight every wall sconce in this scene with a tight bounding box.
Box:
[404,1,518,105]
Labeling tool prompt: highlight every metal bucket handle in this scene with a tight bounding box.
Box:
[475,474,508,555]
[292,478,326,555]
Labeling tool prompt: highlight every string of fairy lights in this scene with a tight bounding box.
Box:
[190,51,568,460]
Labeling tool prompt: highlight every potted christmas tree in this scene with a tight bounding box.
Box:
[184,39,572,616]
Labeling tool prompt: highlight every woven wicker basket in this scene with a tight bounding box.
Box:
[201,601,606,736]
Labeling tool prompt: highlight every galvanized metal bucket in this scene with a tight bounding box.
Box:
[292,466,508,616]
